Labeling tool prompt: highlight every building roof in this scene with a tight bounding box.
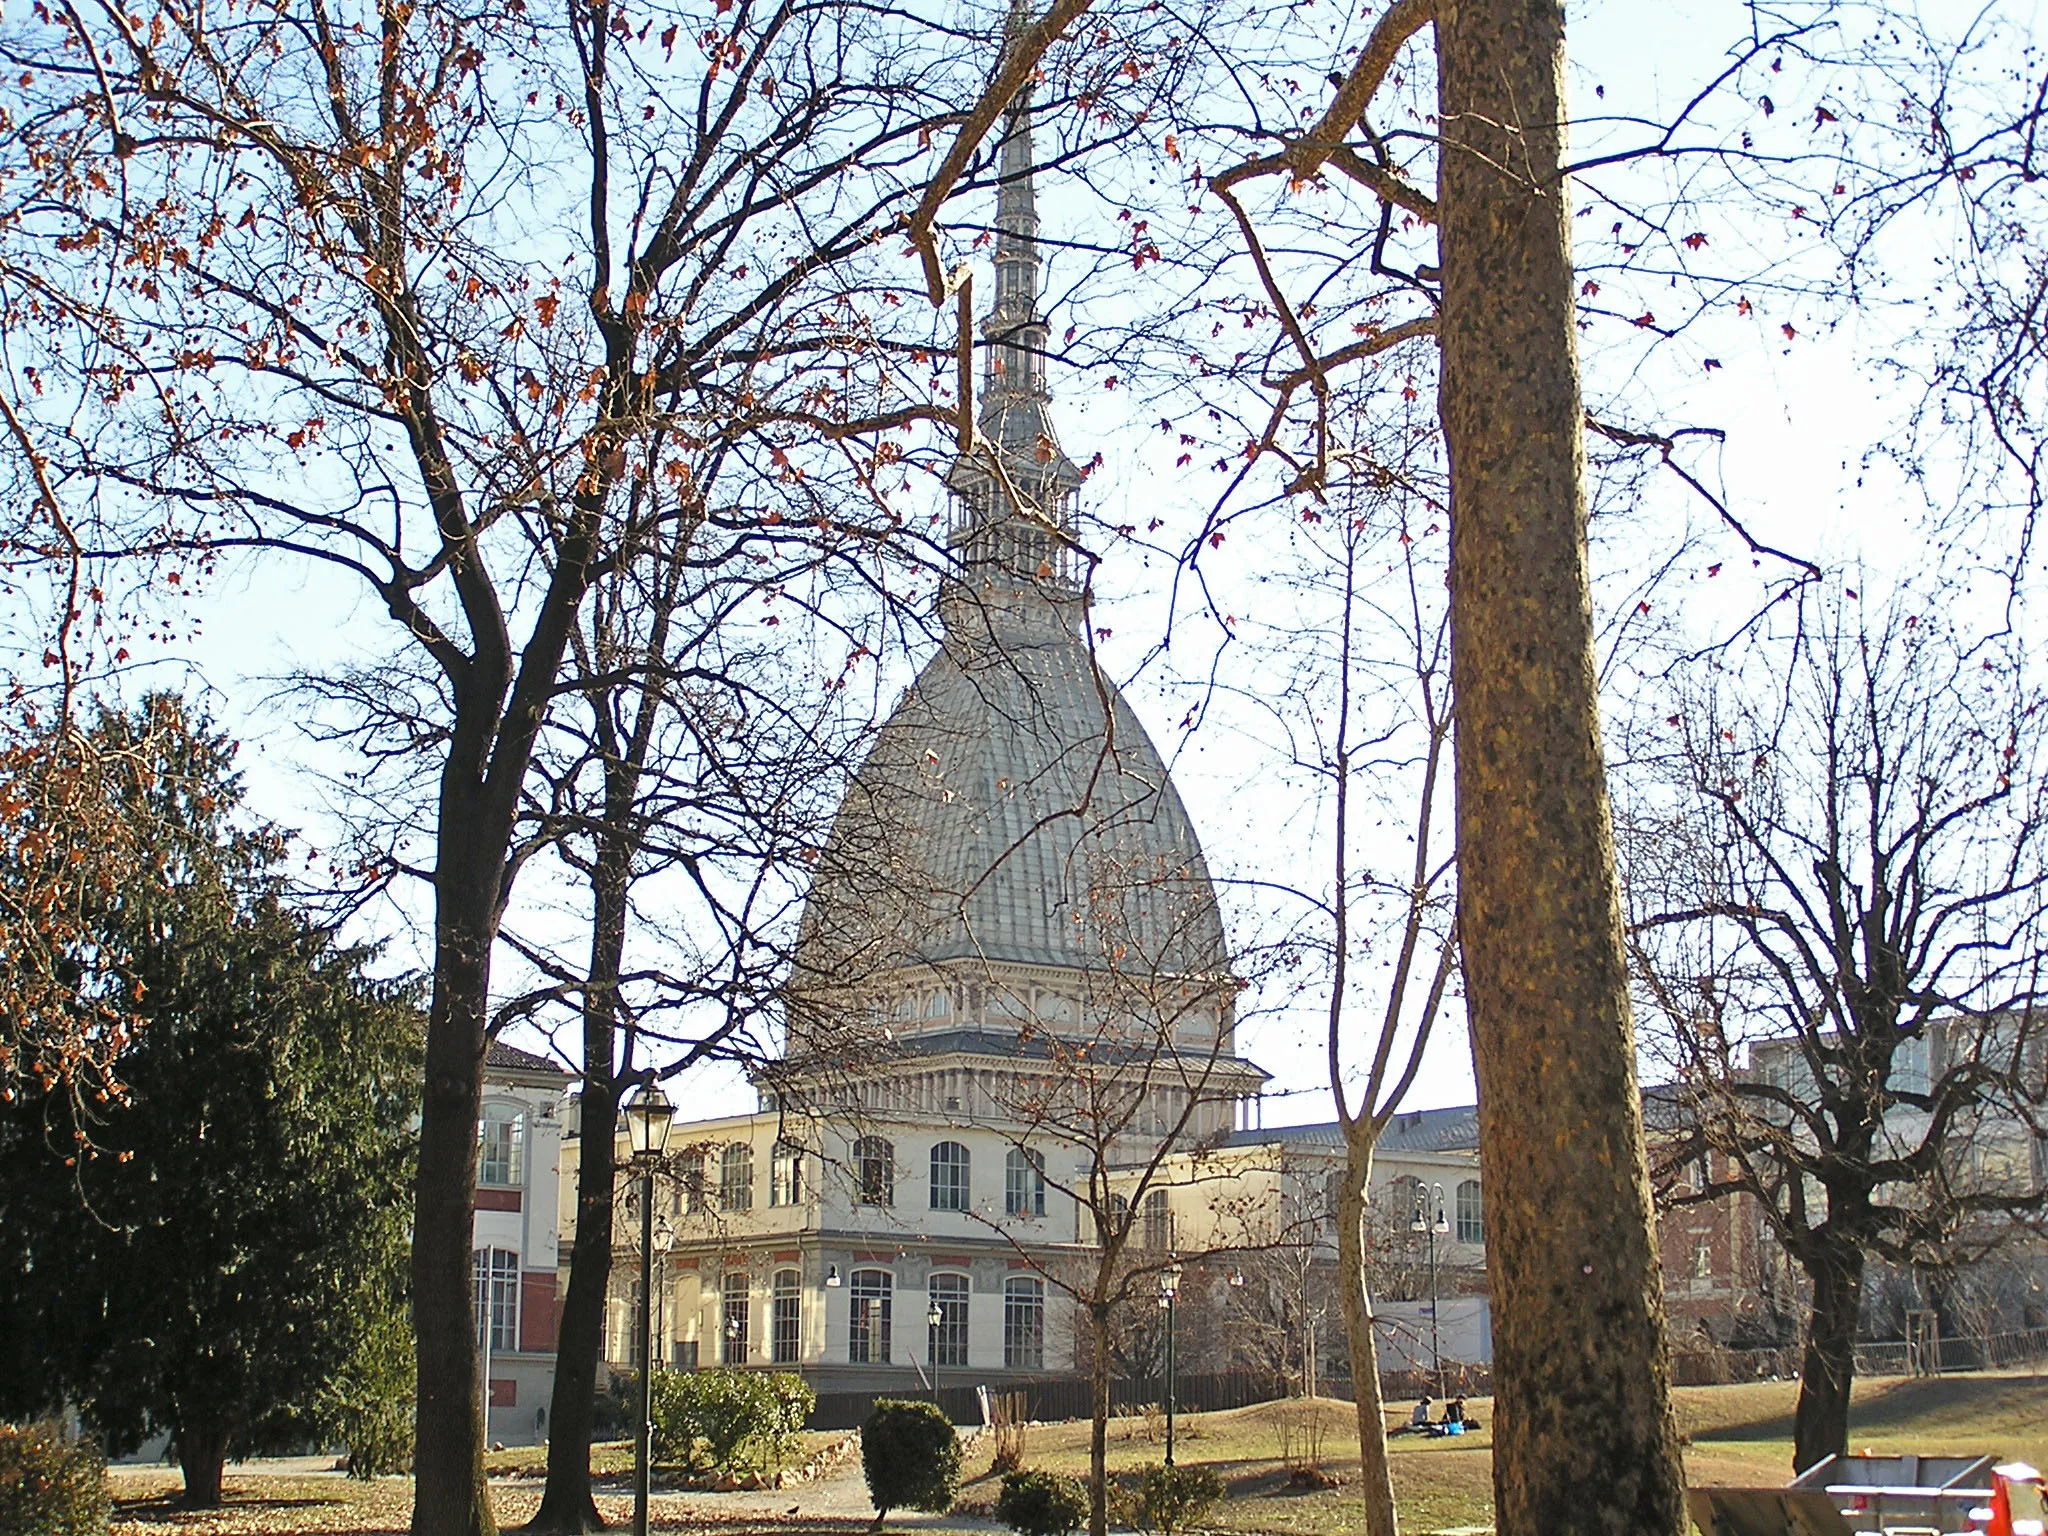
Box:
[787,89,1231,1004]
[1224,1105,1481,1156]
[485,1040,569,1078]
[793,633,1230,985]
[818,1026,1269,1080]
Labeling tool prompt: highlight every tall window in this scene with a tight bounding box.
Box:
[928,1273,969,1367]
[929,1142,970,1211]
[722,1271,750,1365]
[1003,1277,1044,1369]
[849,1269,893,1363]
[1386,1175,1421,1228]
[478,1105,524,1187]
[682,1151,710,1215]
[1142,1188,1172,1251]
[721,1143,755,1212]
[1455,1179,1483,1245]
[1096,1192,1131,1246]
[854,1137,894,1207]
[771,1142,804,1207]
[772,1270,802,1364]
[473,1247,519,1352]
[1005,1147,1046,1218]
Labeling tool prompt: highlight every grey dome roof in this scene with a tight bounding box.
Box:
[793,606,1231,990]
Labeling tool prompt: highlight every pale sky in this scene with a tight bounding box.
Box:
[109,0,2039,1126]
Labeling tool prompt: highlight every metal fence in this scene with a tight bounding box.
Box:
[1670,1326,2048,1386]
[806,1369,1291,1430]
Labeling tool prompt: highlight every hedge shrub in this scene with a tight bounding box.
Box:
[650,1370,814,1475]
[995,1469,1088,1536]
[0,1424,110,1536]
[1126,1463,1223,1536]
[860,1400,959,1522]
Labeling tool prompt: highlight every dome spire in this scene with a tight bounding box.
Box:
[943,0,1084,617]
[989,0,1047,397]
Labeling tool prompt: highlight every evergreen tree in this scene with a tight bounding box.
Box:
[0,696,420,1506]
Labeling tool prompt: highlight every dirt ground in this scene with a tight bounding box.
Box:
[106,1371,2048,1536]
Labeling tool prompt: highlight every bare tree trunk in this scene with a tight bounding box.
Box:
[176,1422,228,1509]
[528,757,642,1534]
[413,806,501,1536]
[1435,1,1686,1531]
[1088,1301,1113,1536]
[1336,1152,1398,1536]
[1793,1242,1865,1472]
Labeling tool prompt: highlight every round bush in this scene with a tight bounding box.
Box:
[861,1399,960,1521]
[0,1424,110,1536]
[651,1369,815,1475]
[1128,1463,1224,1536]
[995,1469,1089,1536]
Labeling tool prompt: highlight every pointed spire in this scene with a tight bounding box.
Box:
[940,0,1084,626]
[988,7,1045,393]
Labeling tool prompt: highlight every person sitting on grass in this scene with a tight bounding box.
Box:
[1409,1396,1433,1432]
[1441,1397,1466,1435]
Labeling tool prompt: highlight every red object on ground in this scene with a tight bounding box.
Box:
[1990,1462,2046,1536]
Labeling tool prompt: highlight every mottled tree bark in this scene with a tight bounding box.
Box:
[1336,1153,1399,1536]
[1435,0,1686,1530]
[1792,1238,1866,1471]
[176,1422,228,1509]
[413,818,500,1536]
[528,764,636,1534]
[1088,1302,1113,1536]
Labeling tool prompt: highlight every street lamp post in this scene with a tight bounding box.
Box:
[927,1298,945,1414]
[1158,1261,1183,1468]
[1409,1184,1450,1398]
[625,1084,675,1536]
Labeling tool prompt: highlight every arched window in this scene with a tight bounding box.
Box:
[1003,1277,1044,1369]
[1384,1174,1422,1227]
[473,1247,520,1352]
[929,1141,970,1211]
[720,1143,754,1212]
[854,1136,894,1207]
[722,1271,750,1364]
[928,1273,969,1367]
[772,1269,802,1364]
[1096,1192,1131,1246]
[1143,1188,1172,1252]
[771,1142,804,1207]
[1455,1179,1483,1245]
[478,1104,524,1187]
[1005,1147,1046,1218]
[849,1269,893,1363]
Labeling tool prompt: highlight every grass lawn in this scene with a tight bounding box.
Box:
[957,1371,2048,1536]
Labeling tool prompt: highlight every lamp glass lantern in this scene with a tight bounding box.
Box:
[624,1084,675,1164]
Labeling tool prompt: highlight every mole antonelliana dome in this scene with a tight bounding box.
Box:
[789,90,1231,1029]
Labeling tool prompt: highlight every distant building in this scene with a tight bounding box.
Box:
[475,1040,569,1446]
[559,81,1266,1400]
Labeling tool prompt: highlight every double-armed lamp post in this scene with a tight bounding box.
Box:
[1157,1260,1183,1467]
[625,1083,675,1536]
[1409,1183,1450,1398]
